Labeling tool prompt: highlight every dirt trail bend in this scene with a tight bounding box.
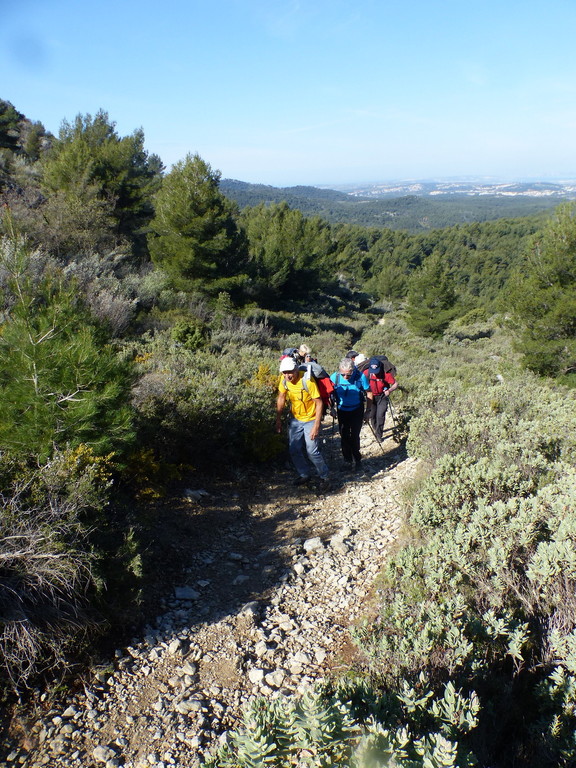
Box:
[8,425,419,768]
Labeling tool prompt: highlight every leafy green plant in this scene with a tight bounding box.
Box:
[203,680,478,768]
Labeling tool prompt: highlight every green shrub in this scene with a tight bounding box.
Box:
[203,680,479,768]
[0,233,135,462]
[443,310,495,343]
[351,320,576,765]
[170,317,209,350]
[409,452,543,532]
[131,337,282,470]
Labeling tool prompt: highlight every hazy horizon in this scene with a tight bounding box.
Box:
[224,175,576,189]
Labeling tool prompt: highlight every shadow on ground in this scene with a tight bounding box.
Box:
[0,421,409,762]
[118,419,409,647]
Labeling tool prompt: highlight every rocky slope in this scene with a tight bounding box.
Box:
[5,424,419,768]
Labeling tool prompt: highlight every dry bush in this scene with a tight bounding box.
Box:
[0,451,107,690]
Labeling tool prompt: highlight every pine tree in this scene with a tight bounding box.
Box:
[508,203,576,381]
[0,100,22,151]
[0,227,135,460]
[147,153,248,295]
[240,201,332,304]
[406,252,459,337]
[41,110,162,257]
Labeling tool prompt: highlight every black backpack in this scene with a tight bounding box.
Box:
[371,354,397,377]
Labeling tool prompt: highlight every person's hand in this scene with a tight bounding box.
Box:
[275,415,282,433]
[310,425,319,441]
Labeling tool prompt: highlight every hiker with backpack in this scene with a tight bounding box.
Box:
[279,345,335,419]
[276,356,330,489]
[280,344,313,366]
[330,357,371,472]
[363,356,398,443]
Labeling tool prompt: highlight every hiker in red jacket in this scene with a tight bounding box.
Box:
[363,357,398,443]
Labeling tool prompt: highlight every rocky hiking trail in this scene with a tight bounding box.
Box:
[4,423,419,768]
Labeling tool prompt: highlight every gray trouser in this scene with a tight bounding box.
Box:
[288,418,329,479]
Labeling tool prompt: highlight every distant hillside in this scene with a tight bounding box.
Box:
[220,179,561,232]
[220,179,352,206]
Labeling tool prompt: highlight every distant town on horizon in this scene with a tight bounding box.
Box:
[317,178,576,199]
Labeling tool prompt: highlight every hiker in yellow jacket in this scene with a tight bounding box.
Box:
[276,356,330,489]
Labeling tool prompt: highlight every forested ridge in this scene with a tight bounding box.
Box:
[1,98,576,766]
[219,178,560,232]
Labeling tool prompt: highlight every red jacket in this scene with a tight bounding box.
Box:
[363,369,396,396]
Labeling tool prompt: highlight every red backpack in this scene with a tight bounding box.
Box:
[300,363,335,416]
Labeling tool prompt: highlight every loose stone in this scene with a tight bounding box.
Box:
[7,441,417,768]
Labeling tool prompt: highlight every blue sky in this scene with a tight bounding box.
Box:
[2,0,576,186]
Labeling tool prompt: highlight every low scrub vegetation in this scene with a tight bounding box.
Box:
[1,99,576,765]
[208,325,576,767]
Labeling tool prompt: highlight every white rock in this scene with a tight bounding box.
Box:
[279,619,294,632]
[168,638,183,654]
[254,641,268,657]
[93,745,116,764]
[180,661,198,676]
[241,601,260,616]
[248,668,265,683]
[314,647,327,663]
[330,539,350,555]
[303,537,323,553]
[174,698,203,715]
[264,670,285,688]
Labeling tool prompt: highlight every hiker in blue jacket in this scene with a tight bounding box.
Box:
[330,357,371,472]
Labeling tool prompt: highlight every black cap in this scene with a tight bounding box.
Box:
[346,349,359,359]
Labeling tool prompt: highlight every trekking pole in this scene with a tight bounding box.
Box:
[387,398,402,443]
[388,398,398,428]
[365,415,386,454]
[329,408,335,461]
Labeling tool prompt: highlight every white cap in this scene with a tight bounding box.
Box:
[354,353,367,366]
[279,357,298,373]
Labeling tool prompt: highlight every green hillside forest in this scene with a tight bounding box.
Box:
[1,98,576,766]
[219,178,561,232]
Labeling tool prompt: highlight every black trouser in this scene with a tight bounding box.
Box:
[337,405,364,462]
[367,394,388,441]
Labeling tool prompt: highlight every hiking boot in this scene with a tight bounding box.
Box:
[294,475,311,486]
[317,477,331,492]
[340,460,353,471]
[354,460,362,472]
